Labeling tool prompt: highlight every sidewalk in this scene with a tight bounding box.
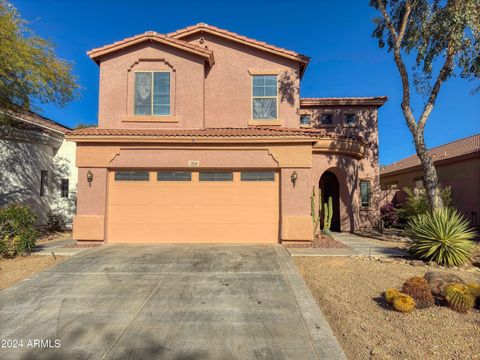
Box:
[34,238,87,256]
[287,232,407,258]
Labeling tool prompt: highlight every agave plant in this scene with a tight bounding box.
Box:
[406,208,476,267]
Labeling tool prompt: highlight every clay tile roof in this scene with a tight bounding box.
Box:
[167,23,310,73]
[1,108,70,134]
[381,134,480,175]
[87,32,214,66]
[300,97,388,107]
[66,127,365,144]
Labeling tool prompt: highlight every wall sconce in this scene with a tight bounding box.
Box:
[291,170,298,187]
[87,170,94,187]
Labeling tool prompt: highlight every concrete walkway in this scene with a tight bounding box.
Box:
[34,238,87,256]
[332,232,407,257]
[0,244,346,360]
[288,233,407,258]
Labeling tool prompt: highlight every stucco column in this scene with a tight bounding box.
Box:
[280,168,313,241]
[73,167,108,241]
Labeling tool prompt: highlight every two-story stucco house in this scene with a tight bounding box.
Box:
[67,23,387,244]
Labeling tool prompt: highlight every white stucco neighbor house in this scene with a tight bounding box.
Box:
[0,109,78,226]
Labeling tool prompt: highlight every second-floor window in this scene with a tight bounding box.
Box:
[134,72,170,116]
[252,75,277,120]
[321,113,333,125]
[300,115,311,126]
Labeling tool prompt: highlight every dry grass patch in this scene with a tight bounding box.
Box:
[0,255,65,290]
[294,257,480,360]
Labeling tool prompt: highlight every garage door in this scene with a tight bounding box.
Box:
[107,170,279,244]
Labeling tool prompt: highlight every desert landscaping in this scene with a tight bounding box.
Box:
[295,256,480,360]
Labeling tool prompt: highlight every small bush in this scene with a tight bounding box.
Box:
[0,204,37,257]
[380,203,398,228]
[385,288,400,304]
[444,283,475,313]
[395,186,452,225]
[407,208,476,267]
[392,294,415,313]
[402,276,435,308]
[46,211,67,232]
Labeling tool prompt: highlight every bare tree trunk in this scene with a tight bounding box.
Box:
[411,129,443,210]
[375,0,449,212]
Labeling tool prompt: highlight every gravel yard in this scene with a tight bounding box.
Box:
[0,255,65,290]
[294,256,480,360]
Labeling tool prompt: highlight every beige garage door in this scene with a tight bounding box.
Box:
[107,170,279,244]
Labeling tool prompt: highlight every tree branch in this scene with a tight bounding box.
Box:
[376,0,417,131]
[376,0,399,42]
[397,1,412,45]
[418,45,455,130]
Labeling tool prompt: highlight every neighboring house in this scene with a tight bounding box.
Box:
[380,134,480,227]
[67,23,387,244]
[0,110,78,226]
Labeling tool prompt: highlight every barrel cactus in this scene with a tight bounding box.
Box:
[392,294,415,313]
[444,283,475,313]
[467,283,480,298]
[385,288,400,304]
[402,276,435,308]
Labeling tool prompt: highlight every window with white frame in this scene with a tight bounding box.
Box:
[252,75,277,120]
[300,115,311,126]
[134,72,170,115]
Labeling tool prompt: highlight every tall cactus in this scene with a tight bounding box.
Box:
[310,186,321,235]
[322,196,333,234]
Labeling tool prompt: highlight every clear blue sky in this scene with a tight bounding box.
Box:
[13,0,480,165]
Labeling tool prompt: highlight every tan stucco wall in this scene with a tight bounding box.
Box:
[184,33,300,128]
[97,34,301,129]
[98,42,205,129]
[381,155,480,225]
[72,136,379,242]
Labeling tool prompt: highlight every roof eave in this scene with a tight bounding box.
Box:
[65,134,318,144]
[87,35,214,66]
[170,26,310,69]
[300,96,388,108]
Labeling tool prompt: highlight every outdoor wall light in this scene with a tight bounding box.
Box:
[87,170,94,187]
[291,170,298,187]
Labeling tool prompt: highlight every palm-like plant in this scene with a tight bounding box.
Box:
[406,208,476,267]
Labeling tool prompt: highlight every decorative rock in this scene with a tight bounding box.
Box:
[410,260,427,267]
[424,271,466,297]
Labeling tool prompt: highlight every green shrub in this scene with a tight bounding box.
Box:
[444,283,475,313]
[0,204,37,257]
[395,186,452,225]
[46,211,67,231]
[406,208,476,267]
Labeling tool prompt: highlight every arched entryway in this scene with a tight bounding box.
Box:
[319,171,341,232]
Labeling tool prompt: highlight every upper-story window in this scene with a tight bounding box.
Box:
[134,72,170,116]
[252,75,277,120]
[344,113,357,126]
[321,113,333,125]
[300,115,311,126]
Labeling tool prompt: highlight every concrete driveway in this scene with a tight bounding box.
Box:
[0,245,345,360]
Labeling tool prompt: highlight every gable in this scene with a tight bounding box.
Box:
[168,23,310,77]
[87,32,214,66]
